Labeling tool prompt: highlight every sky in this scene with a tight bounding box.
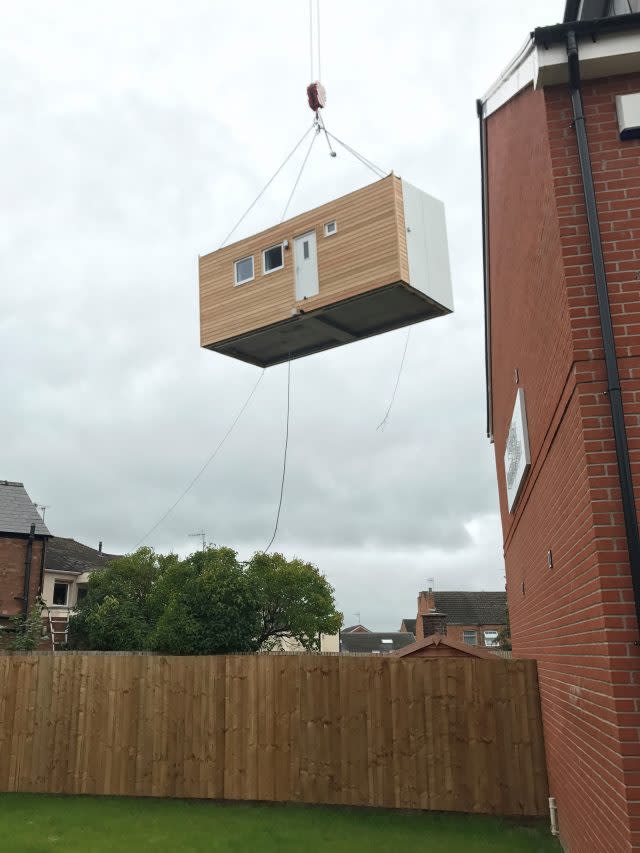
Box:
[1,0,563,630]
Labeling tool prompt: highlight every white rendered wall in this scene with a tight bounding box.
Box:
[401,180,453,312]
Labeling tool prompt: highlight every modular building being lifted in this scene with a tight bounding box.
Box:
[199,173,452,367]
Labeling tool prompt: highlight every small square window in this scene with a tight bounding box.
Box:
[463,631,478,646]
[53,582,69,606]
[263,244,284,274]
[324,220,337,237]
[234,256,254,285]
[483,630,499,648]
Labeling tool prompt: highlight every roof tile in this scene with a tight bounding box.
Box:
[0,481,50,537]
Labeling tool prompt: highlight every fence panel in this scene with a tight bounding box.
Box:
[0,652,548,815]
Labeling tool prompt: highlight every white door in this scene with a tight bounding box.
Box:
[294,231,319,300]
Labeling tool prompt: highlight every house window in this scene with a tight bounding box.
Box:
[52,582,69,607]
[263,244,284,274]
[483,630,499,648]
[324,220,337,237]
[463,630,478,646]
[76,586,88,604]
[234,256,254,285]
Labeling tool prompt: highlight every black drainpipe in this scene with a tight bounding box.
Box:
[23,522,36,617]
[567,31,640,636]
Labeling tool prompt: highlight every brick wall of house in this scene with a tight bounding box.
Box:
[414,591,503,646]
[486,73,640,852]
[0,535,45,619]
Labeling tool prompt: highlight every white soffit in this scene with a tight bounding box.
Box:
[535,29,640,87]
[481,29,640,119]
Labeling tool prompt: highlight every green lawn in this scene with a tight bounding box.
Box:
[0,794,560,853]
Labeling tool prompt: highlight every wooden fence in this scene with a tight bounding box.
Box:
[0,652,548,816]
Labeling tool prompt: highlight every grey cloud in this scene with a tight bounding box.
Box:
[1,0,559,626]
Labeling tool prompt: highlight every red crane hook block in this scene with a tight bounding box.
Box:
[307,81,327,113]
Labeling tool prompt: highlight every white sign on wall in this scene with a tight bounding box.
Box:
[504,388,531,513]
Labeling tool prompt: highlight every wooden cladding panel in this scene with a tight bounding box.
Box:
[394,176,410,282]
[199,175,406,347]
[0,653,547,816]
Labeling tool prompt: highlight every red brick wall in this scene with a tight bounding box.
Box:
[487,74,640,852]
[0,535,44,619]
[414,592,504,645]
[445,624,504,646]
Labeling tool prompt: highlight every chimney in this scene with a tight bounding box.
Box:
[98,541,103,555]
[422,610,447,638]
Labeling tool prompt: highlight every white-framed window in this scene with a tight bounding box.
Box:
[52,581,69,607]
[262,244,284,274]
[234,256,254,286]
[324,220,337,237]
[463,630,478,646]
[483,630,499,648]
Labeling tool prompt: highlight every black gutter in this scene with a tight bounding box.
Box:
[23,522,35,617]
[476,98,493,441]
[566,30,640,635]
[534,11,640,45]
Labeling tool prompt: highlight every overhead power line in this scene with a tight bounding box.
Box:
[264,359,292,553]
[132,370,265,550]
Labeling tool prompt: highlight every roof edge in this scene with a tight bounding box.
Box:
[534,11,640,45]
[393,634,500,659]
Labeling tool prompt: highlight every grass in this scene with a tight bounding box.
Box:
[0,794,561,853]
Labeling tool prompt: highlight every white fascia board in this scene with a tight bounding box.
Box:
[480,37,536,119]
[535,29,640,88]
[44,568,79,576]
[481,29,640,119]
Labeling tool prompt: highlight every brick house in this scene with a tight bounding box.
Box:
[479,3,640,850]
[400,589,507,648]
[0,480,50,625]
[42,537,120,615]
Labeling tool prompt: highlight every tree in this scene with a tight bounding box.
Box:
[68,545,342,655]
[9,602,45,651]
[244,552,342,650]
[150,547,259,655]
[69,547,175,651]
[497,604,512,652]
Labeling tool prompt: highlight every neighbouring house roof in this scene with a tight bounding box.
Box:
[431,591,507,626]
[340,631,416,654]
[400,618,416,634]
[341,624,371,634]
[392,634,501,659]
[0,480,50,537]
[45,537,121,575]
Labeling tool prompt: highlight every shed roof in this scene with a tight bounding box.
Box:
[45,537,121,574]
[0,480,50,537]
[340,631,415,654]
[392,634,501,659]
[431,591,507,625]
